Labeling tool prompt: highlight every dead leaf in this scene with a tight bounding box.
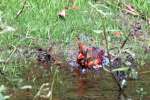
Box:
[124,4,139,16]
[113,32,122,37]
[58,9,67,19]
[69,6,80,10]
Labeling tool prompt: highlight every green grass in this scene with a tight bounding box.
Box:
[0,0,119,47]
[0,0,149,47]
[0,0,150,99]
[0,0,149,84]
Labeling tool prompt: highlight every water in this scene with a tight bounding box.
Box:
[2,46,149,100]
[6,61,150,100]
[61,64,150,100]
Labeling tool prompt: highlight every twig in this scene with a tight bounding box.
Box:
[89,1,125,91]
[120,32,131,49]
[112,31,132,58]
[102,18,122,91]
[15,0,27,18]
[6,46,17,63]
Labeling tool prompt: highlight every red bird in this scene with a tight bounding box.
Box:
[77,42,104,69]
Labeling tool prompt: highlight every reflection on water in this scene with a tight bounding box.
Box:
[76,78,87,96]
[63,65,149,100]
[73,70,133,100]
[9,61,150,100]
[68,68,120,100]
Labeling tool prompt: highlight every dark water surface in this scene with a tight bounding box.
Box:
[3,56,149,100]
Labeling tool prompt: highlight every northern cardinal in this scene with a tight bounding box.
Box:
[77,42,105,69]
